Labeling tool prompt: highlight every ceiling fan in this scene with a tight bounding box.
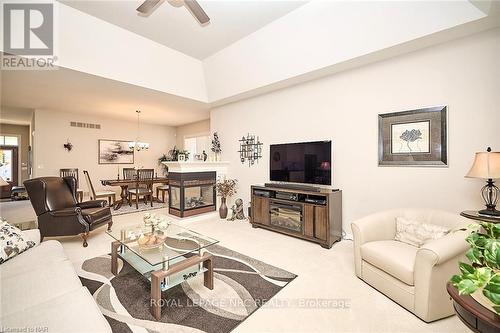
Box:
[136,0,210,25]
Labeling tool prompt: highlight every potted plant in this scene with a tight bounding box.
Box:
[216,178,237,219]
[158,154,169,175]
[450,221,500,314]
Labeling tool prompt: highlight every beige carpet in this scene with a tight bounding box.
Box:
[1,201,469,332]
[38,209,468,333]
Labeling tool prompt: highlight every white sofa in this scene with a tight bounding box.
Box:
[351,209,471,322]
[0,229,111,333]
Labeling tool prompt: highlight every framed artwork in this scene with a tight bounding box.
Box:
[378,106,447,166]
[98,140,134,164]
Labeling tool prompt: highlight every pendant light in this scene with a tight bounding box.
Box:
[129,110,149,151]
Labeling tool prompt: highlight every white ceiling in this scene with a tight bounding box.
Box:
[60,0,307,59]
[1,67,209,126]
[0,107,33,126]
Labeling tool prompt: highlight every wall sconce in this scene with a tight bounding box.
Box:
[63,139,73,152]
[238,133,263,167]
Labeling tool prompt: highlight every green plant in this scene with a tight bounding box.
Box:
[451,222,500,313]
[216,178,237,198]
[158,154,169,175]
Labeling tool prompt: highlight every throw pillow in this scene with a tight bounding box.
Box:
[0,218,36,264]
[394,217,450,247]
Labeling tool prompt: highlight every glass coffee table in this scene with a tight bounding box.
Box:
[106,216,219,320]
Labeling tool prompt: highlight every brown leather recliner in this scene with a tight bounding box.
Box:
[24,176,113,247]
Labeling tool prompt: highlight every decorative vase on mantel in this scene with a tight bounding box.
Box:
[219,197,228,219]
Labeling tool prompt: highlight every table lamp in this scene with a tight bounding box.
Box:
[465,147,500,216]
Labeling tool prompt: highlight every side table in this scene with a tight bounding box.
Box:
[461,211,500,224]
[447,282,500,333]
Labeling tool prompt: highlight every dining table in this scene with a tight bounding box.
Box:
[100,177,169,210]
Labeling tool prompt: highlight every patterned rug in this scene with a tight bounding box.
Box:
[111,202,167,216]
[76,245,297,333]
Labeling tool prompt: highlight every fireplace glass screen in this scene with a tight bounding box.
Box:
[184,185,214,209]
[170,187,181,210]
[270,202,303,233]
[168,171,217,218]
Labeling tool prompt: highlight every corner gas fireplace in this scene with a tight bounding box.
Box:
[168,171,216,218]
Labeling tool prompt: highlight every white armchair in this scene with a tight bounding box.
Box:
[351,209,471,322]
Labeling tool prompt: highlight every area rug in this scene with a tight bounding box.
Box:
[111,202,167,216]
[76,244,297,333]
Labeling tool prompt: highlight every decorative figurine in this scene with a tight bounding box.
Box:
[202,150,208,161]
[227,198,246,221]
[63,139,73,152]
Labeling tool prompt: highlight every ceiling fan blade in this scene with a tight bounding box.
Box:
[136,0,162,15]
[184,0,210,25]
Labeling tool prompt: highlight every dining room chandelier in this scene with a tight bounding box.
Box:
[129,110,150,151]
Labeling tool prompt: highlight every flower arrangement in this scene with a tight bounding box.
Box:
[211,132,222,154]
[450,221,500,313]
[216,178,237,198]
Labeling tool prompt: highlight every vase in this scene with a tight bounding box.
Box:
[219,197,228,219]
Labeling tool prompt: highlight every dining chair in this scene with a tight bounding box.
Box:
[83,170,116,206]
[123,168,136,181]
[59,168,84,202]
[156,184,169,203]
[128,169,154,209]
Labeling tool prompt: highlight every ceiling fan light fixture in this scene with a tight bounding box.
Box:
[136,0,210,25]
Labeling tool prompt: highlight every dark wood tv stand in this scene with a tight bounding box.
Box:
[250,185,342,248]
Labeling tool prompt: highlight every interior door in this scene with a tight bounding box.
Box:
[0,146,19,199]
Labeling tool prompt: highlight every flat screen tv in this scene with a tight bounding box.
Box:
[270,141,331,185]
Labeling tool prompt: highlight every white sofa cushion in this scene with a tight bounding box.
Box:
[1,259,82,317]
[0,240,67,278]
[361,240,418,285]
[2,287,112,333]
[21,229,41,245]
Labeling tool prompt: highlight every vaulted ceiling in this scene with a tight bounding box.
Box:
[60,0,307,59]
[2,0,499,126]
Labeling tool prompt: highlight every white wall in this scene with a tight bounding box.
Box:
[204,0,486,102]
[56,2,207,102]
[175,119,210,150]
[0,1,206,102]
[33,109,176,195]
[210,28,500,232]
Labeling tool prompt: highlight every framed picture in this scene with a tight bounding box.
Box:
[178,153,186,162]
[98,140,134,164]
[378,106,447,166]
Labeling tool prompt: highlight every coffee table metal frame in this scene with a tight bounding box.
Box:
[108,223,217,320]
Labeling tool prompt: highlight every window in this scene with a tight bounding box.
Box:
[0,136,19,146]
[0,149,14,181]
[184,135,209,159]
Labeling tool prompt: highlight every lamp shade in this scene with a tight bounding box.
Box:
[0,176,9,186]
[465,150,500,179]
